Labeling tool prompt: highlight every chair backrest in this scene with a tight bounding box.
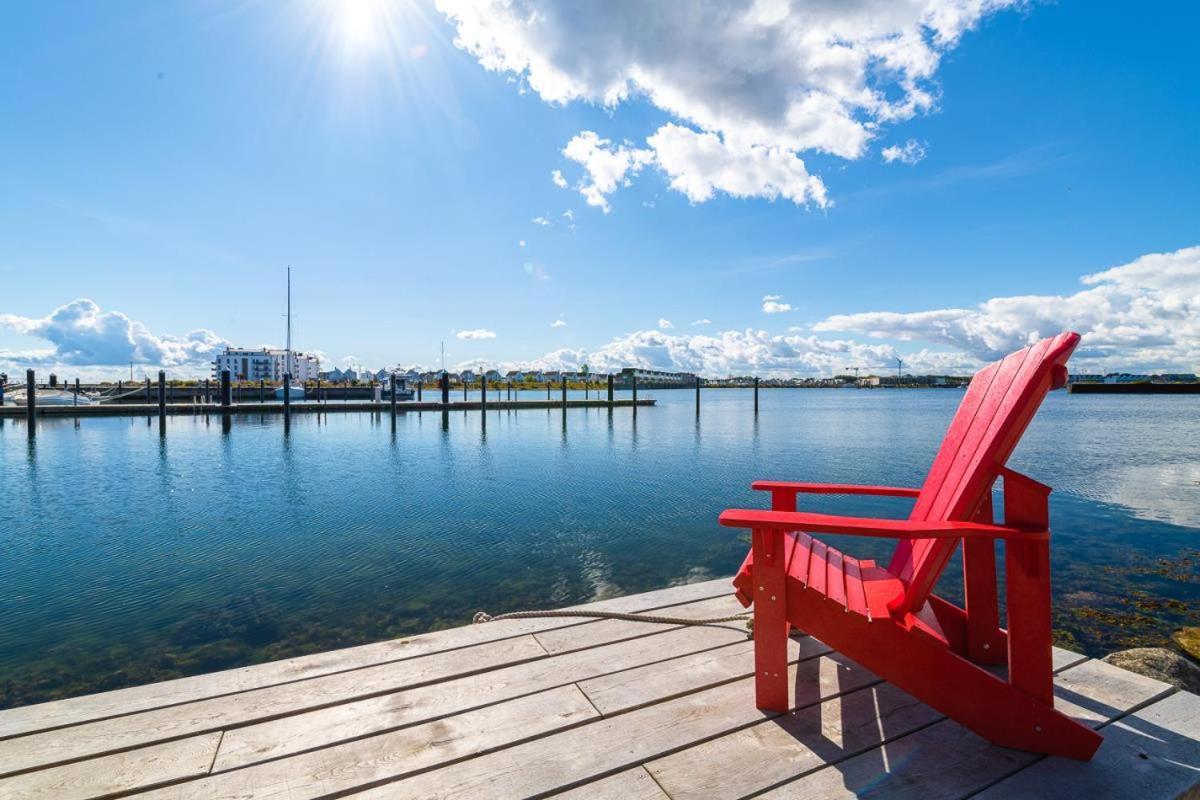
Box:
[887,331,1079,615]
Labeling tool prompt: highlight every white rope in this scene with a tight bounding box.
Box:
[472,608,752,633]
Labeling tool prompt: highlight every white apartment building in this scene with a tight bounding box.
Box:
[212,348,321,382]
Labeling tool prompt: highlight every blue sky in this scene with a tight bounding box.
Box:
[1,1,1197,378]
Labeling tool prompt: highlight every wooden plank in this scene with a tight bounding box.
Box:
[343,653,881,800]
[0,590,744,777]
[545,767,668,800]
[579,635,830,716]
[0,578,732,740]
[126,687,598,800]
[825,547,847,609]
[754,658,1173,799]
[534,595,745,654]
[807,539,828,597]
[787,534,814,586]
[0,732,221,800]
[0,634,548,777]
[211,622,750,771]
[973,689,1200,799]
[647,682,942,800]
[842,556,868,617]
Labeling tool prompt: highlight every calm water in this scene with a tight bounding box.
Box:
[2,389,1198,707]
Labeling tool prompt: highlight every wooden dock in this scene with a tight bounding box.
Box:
[0,399,654,419]
[1,579,1196,799]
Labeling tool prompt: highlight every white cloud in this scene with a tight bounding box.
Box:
[562,131,654,213]
[531,215,551,226]
[882,138,927,165]
[762,294,794,314]
[658,318,674,329]
[456,329,497,340]
[438,0,1019,208]
[813,244,1200,373]
[692,319,712,326]
[551,169,568,188]
[0,299,228,375]
[647,124,829,207]
[505,329,970,378]
[551,319,568,328]
[562,209,574,221]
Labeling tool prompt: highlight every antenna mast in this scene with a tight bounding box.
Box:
[286,266,292,380]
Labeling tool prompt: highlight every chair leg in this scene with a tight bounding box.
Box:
[752,527,789,712]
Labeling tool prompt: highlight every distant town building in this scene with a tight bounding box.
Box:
[613,368,697,389]
[213,347,320,382]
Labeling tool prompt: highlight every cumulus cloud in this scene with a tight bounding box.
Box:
[531,215,551,226]
[438,0,1018,208]
[562,132,654,212]
[882,138,927,165]
[0,299,228,374]
[505,329,972,378]
[456,329,497,340]
[550,169,568,188]
[658,318,674,329]
[762,295,794,314]
[551,318,568,328]
[813,244,1200,372]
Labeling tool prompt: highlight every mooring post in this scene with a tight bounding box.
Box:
[481,374,487,412]
[561,376,567,407]
[632,374,638,405]
[391,373,398,418]
[546,380,551,400]
[440,372,449,405]
[204,378,211,404]
[158,371,166,416]
[283,372,292,416]
[117,380,122,403]
[220,369,232,409]
[258,379,264,403]
[0,377,5,407]
[316,376,322,404]
[607,374,614,403]
[417,380,423,402]
[26,369,36,426]
[145,377,151,403]
[695,374,701,414]
[754,376,759,413]
[463,378,468,401]
[73,377,79,406]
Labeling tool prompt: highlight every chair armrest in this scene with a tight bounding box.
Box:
[751,481,920,498]
[718,509,1047,541]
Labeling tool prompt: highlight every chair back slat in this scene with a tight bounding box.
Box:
[887,332,1079,614]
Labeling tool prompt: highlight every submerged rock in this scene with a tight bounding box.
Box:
[1172,627,1200,662]
[1103,647,1200,694]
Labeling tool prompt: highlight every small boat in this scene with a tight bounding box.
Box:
[5,389,95,406]
[274,384,305,401]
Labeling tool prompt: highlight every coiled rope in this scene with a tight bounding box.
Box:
[472,608,753,636]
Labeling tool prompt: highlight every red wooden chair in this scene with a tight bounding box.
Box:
[721,331,1102,760]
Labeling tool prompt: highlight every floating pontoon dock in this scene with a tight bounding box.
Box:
[0,579,1196,799]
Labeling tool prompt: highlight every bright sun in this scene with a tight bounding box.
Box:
[334,0,389,53]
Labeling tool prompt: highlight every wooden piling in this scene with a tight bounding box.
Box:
[390,373,398,418]
[25,369,35,426]
[546,381,551,400]
[695,375,701,414]
[632,374,638,404]
[74,377,80,407]
[283,373,292,415]
[608,374,614,403]
[220,369,232,408]
[481,375,487,412]
[145,377,151,402]
[157,371,166,415]
[417,381,423,402]
[754,376,759,413]
[259,379,265,402]
[440,372,449,404]
[205,378,211,404]
[561,376,567,407]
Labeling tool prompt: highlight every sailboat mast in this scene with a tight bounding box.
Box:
[286,266,292,381]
